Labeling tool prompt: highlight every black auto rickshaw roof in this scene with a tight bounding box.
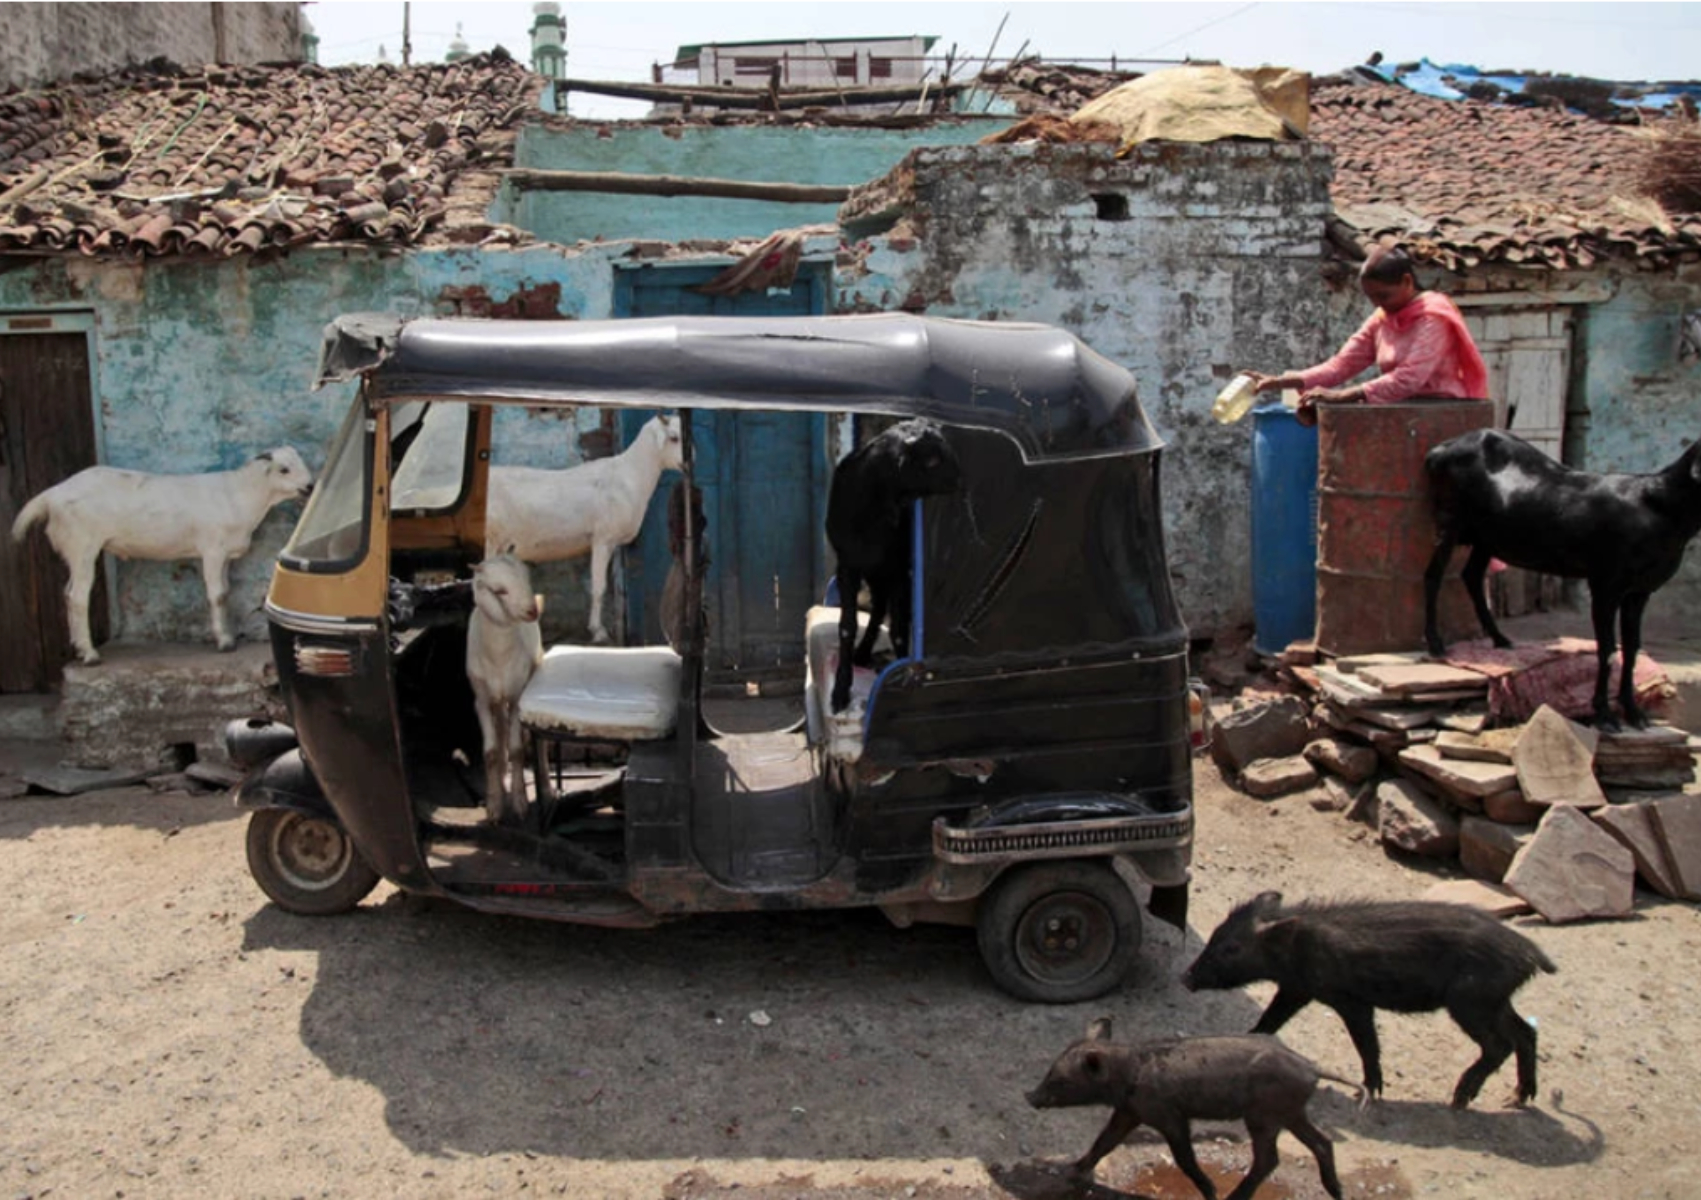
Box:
[317,312,1160,462]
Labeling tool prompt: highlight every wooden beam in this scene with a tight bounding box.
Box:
[504,168,850,204]
[554,76,964,112]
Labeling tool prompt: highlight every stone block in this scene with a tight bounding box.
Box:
[1647,794,1701,901]
[1483,788,1544,825]
[1398,744,1519,799]
[1435,727,1520,764]
[1504,804,1636,923]
[1212,696,1312,775]
[1593,802,1683,899]
[1379,779,1461,857]
[1303,737,1378,784]
[1460,815,1536,883]
[1421,878,1533,917]
[1513,704,1606,810]
[1241,756,1319,799]
[1316,775,1367,814]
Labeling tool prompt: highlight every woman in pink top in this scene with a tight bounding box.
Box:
[1247,247,1489,426]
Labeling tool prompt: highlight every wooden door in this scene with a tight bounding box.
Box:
[0,331,104,691]
[614,264,831,681]
[1461,304,1573,616]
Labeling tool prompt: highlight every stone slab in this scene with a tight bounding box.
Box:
[1647,794,1701,901]
[1460,815,1537,883]
[19,764,160,796]
[1212,696,1313,775]
[1504,804,1636,923]
[1514,705,1606,810]
[1379,780,1461,857]
[1398,744,1519,799]
[1438,709,1490,736]
[1435,727,1520,764]
[1358,662,1490,695]
[1483,788,1544,825]
[1421,878,1534,917]
[1241,756,1320,799]
[1303,737,1379,784]
[1593,802,1684,899]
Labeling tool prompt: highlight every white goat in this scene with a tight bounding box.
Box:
[10,447,314,663]
[466,551,544,825]
[486,413,684,645]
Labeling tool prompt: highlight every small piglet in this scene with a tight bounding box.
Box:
[1027,1017,1359,1200]
[1183,892,1557,1108]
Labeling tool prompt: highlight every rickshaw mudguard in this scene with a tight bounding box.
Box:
[232,747,334,819]
[267,619,434,891]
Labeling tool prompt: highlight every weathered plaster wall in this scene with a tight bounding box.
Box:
[0,243,695,649]
[840,141,1337,635]
[501,120,1008,243]
[1570,268,1701,607]
[0,3,301,89]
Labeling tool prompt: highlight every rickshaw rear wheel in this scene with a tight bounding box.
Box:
[246,809,381,916]
[976,860,1141,1003]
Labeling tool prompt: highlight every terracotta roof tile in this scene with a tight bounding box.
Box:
[1311,77,1701,269]
[0,54,538,258]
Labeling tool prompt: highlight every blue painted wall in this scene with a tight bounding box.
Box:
[498,119,1008,243]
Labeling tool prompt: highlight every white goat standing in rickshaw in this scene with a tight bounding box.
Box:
[485,414,683,645]
[466,550,544,825]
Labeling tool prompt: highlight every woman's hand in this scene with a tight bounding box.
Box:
[1246,371,1297,394]
[1301,386,1361,405]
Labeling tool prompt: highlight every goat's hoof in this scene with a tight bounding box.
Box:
[216,639,237,652]
[77,651,101,666]
[1492,636,1514,650]
[830,692,851,714]
[590,630,612,646]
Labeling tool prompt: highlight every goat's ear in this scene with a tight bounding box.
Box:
[502,541,518,557]
[1085,1016,1113,1042]
[255,451,274,463]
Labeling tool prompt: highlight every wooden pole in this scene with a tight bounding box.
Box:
[555,76,963,111]
[503,168,851,204]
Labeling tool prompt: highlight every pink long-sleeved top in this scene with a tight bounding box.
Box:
[1297,293,1485,404]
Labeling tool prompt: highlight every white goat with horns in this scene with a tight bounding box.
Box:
[486,413,684,645]
[10,448,314,663]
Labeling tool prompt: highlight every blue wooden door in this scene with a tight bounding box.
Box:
[615,264,829,680]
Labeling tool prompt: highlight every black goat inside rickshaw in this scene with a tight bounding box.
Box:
[230,313,1197,1003]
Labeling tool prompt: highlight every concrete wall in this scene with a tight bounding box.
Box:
[0,3,301,88]
[839,141,1338,635]
[500,119,1007,243]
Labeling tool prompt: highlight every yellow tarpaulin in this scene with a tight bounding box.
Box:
[1069,64,1311,148]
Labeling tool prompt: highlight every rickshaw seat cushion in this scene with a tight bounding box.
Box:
[804,605,891,763]
[520,644,681,741]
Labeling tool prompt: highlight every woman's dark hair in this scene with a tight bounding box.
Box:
[1360,246,1416,286]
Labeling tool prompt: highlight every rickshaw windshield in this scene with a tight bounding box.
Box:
[281,399,370,571]
[390,401,472,513]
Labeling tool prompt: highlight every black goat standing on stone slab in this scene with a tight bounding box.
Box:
[1422,427,1701,729]
[826,419,961,713]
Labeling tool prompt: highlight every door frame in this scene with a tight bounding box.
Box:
[0,308,107,687]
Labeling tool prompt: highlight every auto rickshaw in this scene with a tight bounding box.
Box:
[230,312,1196,1002]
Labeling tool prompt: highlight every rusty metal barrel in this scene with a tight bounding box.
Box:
[1315,401,1492,658]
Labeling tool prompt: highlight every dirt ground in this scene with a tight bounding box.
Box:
[3,739,1701,1200]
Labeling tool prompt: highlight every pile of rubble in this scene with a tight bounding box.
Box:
[1211,651,1701,925]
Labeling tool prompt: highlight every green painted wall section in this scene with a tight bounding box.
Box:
[499,119,1008,243]
[0,245,667,648]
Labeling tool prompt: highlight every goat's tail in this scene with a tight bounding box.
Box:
[10,492,49,543]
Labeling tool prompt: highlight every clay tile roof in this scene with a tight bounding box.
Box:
[0,53,540,259]
[1311,76,1701,270]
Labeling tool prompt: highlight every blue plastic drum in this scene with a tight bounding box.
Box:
[1251,403,1319,656]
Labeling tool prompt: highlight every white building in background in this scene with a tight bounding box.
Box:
[675,36,937,90]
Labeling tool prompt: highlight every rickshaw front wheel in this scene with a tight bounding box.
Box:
[246,809,381,916]
[976,860,1141,1003]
